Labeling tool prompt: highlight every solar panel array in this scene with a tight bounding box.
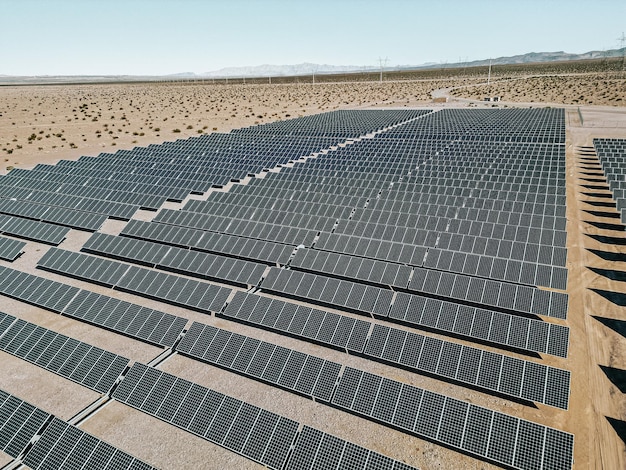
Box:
[0,314,129,394]
[593,138,626,222]
[0,235,25,261]
[113,362,414,470]
[38,248,232,314]
[0,266,186,348]
[82,232,267,287]
[221,291,569,409]
[0,389,156,469]
[0,108,574,470]
[0,214,69,245]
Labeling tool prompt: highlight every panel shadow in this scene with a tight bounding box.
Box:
[583,209,621,219]
[584,220,625,232]
[582,192,613,199]
[580,178,610,184]
[591,289,626,307]
[587,248,626,262]
[585,233,626,246]
[593,315,626,339]
[583,200,618,208]
[599,365,626,393]
[606,417,626,447]
[580,184,611,191]
[589,267,626,282]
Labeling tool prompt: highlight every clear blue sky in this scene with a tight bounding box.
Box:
[2,0,624,75]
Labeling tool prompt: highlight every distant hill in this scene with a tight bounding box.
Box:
[199,63,367,78]
[198,48,626,77]
[1,48,624,83]
[430,48,626,69]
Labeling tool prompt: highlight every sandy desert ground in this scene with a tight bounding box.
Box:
[451,73,626,106]
[0,68,625,469]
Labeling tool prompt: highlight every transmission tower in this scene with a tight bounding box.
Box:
[378,57,388,83]
[617,31,626,72]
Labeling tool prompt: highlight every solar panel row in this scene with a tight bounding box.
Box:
[8,167,189,203]
[23,415,156,470]
[154,208,319,247]
[0,315,129,394]
[334,220,567,265]
[177,322,341,403]
[222,291,570,409]
[113,362,416,470]
[0,214,69,245]
[331,367,572,470]
[0,389,50,459]
[0,235,25,261]
[0,266,186,348]
[593,138,626,222]
[82,233,267,288]
[121,219,295,265]
[0,174,168,211]
[0,198,106,232]
[315,232,568,290]
[291,247,568,320]
[38,248,232,314]
[0,185,139,220]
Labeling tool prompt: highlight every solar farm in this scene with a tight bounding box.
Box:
[0,104,625,470]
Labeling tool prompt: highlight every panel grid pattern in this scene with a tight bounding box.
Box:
[0,266,186,348]
[221,292,569,409]
[0,317,129,394]
[38,248,232,315]
[22,416,156,470]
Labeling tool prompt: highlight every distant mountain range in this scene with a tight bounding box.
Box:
[197,63,366,78]
[1,48,624,83]
[191,48,626,78]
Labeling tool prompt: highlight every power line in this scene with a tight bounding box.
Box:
[618,32,626,72]
[378,57,388,83]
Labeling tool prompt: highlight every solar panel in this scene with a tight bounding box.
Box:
[331,367,573,470]
[0,214,69,245]
[22,416,156,470]
[222,291,569,409]
[0,235,25,261]
[0,389,50,458]
[0,317,129,394]
[38,248,232,315]
[112,362,299,469]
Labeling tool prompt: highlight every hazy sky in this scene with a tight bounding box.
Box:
[2,0,625,75]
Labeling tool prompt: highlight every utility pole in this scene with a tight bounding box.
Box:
[487,58,492,86]
[619,32,626,72]
[378,57,388,83]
